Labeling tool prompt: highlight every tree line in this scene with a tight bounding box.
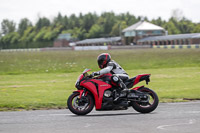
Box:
[0,12,200,49]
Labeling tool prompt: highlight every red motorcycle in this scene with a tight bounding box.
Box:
[67,69,159,115]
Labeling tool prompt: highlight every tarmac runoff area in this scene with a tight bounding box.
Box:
[0,101,200,133]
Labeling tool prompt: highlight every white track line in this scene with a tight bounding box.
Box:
[157,119,196,130]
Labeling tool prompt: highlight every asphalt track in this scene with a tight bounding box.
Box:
[0,101,200,133]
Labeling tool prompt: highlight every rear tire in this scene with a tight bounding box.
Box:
[132,87,159,113]
[67,92,94,115]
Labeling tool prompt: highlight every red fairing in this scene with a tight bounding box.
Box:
[80,79,112,109]
[78,74,84,81]
[76,69,91,83]
[133,74,151,85]
[132,86,144,90]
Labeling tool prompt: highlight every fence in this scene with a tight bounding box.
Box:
[0,44,200,52]
[0,48,41,52]
[153,44,200,49]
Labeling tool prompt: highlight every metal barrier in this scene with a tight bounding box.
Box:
[153,45,200,49]
[0,48,41,52]
[1,44,199,52]
[74,46,108,51]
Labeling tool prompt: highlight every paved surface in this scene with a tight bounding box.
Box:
[0,101,200,133]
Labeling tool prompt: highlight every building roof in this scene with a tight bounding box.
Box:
[122,21,165,32]
[76,37,121,45]
[138,33,200,42]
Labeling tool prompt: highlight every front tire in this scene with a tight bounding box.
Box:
[67,92,94,115]
[132,87,159,113]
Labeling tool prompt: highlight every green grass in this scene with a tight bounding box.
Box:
[0,49,199,74]
[0,73,77,110]
[0,49,200,111]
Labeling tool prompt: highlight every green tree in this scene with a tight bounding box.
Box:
[10,32,20,44]
[0,32,20,48]
[68,14,80,29]
[1,11,200,49]
[34,27,48,42]
[18,18,32,35]
[100,12,116,36]
[82,13,98,32]
[61,16,69,30]
[54,13,63,23]
[178,18,195,33]
[87,24,104,38]
[1,19,16,34]
[110,21,127,36]
[192,24,200,33]
[164,20,180,34]
[36,17,50,31]
[43,24,63,41]
[151,17,166,27]
[62,27,86,40]
[123,12,137,26]
[53,13,63,27]
[20,26,35,43]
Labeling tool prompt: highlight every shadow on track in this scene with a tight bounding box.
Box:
[70,112,145,117]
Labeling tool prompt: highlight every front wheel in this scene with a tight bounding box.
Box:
[132,87,159,113]
[67,92,94,115]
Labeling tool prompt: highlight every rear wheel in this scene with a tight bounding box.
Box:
[132,87,159,113]
[67,92,94,115]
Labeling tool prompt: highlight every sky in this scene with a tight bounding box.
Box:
[0,0,200,26]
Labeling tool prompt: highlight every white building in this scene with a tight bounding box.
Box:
[122,20,166,45]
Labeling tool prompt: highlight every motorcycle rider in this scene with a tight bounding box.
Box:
[91,53,129,100]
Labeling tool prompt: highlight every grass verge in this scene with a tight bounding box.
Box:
[0,67,200,111]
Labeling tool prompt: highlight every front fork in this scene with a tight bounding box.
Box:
[73,89,88,101]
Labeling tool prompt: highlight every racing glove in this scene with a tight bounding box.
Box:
[91,71,100,77]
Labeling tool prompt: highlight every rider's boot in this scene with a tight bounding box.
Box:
[114,82,129,101]
[120,82,130,93]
